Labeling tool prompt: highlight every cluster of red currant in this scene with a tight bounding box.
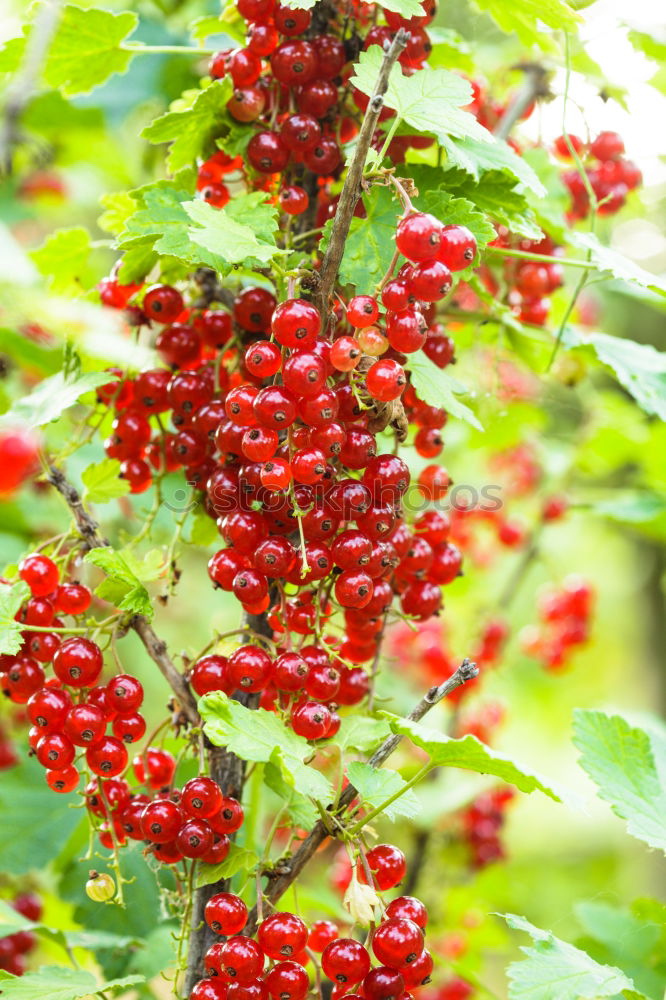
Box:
[459,786,516,869]
[519,576,594,671]
[191,849,434,1000]
[0,891,42,977]
[556,131,642,221]
[85,765,243,866]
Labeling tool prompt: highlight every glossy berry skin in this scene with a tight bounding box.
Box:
[54,583,91,616]
[308,920,338,952]
[64,704,106,747]
[362,844,407,890]
[36,731,75,769]
[372,918,424,969]
[191,980,229,1000]
[182,776,224,819]
[396,213,442,262]
[281,113,321,153]
[366,360,406,402]
[27,686,72,729]
[210,796,244,834]
[401,949,433,988]
[385,896,428,929]
[279,186,309,215]
[143,284,184,323]
[141,799,183,843]
[258,912,308,959]
[363,966,405,1000]
[437,225,477,270]
[291,701,332,740]
[19,554,59,597]
[86,737,128,778]
[227,644,272,692]
[347,295,379,328]
[53,637,103,688]
[272,299,320,349]
[217,936,265,983]
[106,674,144,713]
[265,961,310,1000]
[321,939,371,985]
[248,131,290,174]
[46,765,79,794]
[176,818,215,858]
[205,892,249,936]
[244,341,282,378]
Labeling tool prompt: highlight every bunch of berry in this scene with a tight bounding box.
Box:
[459,786,515,869]
[556,131,642,221]
[191,852,436,1000]
[519,576,594,671]
[0,891,42,977]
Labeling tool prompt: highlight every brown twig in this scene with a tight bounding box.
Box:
[493,63,550,142]
[244,658,478,933]
[316,29,409,317]
[47,465,201,726]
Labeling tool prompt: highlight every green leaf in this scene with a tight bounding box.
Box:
[351,46,490,144]
[189,15,229,42]
[0,370,111,430]
[98,191,137,236]
[336,716,392,754]
[376,0,426,15]
[29,227,92,295]
[119,183,279,273]
[200,692,333,801]
[185,197,280,268]
[562,329,666,421]
[0,580,30,656]
[470,0,581,51]
[116,240,159,284]
[81,458,130,504]
[321,183,401,290]
[45,6,137,96]
[567,232,666,297]
[142,79,233,172]
[379,713,574,804]
[217,120,255,158]
[572,709,666,852]
[588,493,666,541]
[0,753,82,874]
[0,328,61,376]
[84,547,155,618]
[187,507,219,546]
[432,168,541,240]
[346,762,420,822]
[196,843,259,888]
[264,762,319,828]
[407,352,483,430]
[441,135,546,195]
[574,901,665,1000]
[0,966,144,999]
[500,914,638,1000]
[421,189,497,251]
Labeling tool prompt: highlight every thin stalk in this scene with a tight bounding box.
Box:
[347,762,434,836]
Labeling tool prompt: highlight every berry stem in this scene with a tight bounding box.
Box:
[244,659,478,933]
[316,29,409,317]
[347,761,435,836]
[485,246,594,269]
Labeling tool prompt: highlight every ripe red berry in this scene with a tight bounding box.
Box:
[321,939,370,985]
[210,796,244,834]
[18,554,59,597]
[143,284,184,323]
[206,892,248,937]
[366,359,406,402]
[363,966,405,1000]
[258,912,308,959]
[372,918,424,968]
[176,818,215,858]
[53,637,103,688]
[362,844,407,889]
[141,799,184,843]
[396,213,442,262]
[106,674,144,713]
[291,700,332,740]
[64,704,106,747]
[437,225,477,271]
[347,296,379,328]
[86,736,128,778]
[272,299,321,349]
[217,936,265,983]
[182,776,224,819]
[265,961,310,1000]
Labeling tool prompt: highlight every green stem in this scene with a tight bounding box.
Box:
[347,762,434,836]
[545,261,591,372]
[485,246,592,269]
[369,115,403,170]
[121,43,217,55]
